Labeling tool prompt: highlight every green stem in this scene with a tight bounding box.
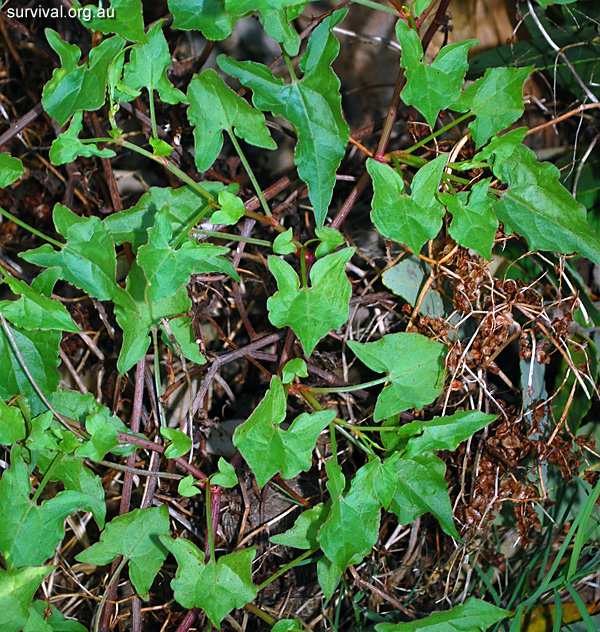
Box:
[283,52,298,81]
[192,228,272,248]
[205,483,216,561]
[94,556,128,632]
[32,453,64,503]
[244,604,277,626]
[95,459,183,480]
[300,246,308,288]
[148,89,158,140]
[0,206,63,248]
[258,547,319,591]
[228,131,271,216]
[151,328,167,428]
[403,111,473,155]
[306,376,389,393]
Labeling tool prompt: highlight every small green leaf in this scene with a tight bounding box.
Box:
[0,275,79,332]
[0,566,53,632]
[0,153,24,187]
[375,597,509,631]
[49,111,115,165]
[211,457,238,487]
[259,3,307,56]
[272,619,305,632]
[120,22,186,105]
[42,31,125,126]
[396,20,476,127]
[452,66,532,147]
[403,410,497,457]
[317,555,343,601]
[76,506,170,598]
[382,257,445,317]
[178,475,203,497]
[273,228,297,255]
[0,445,98,569]
[271,503,326,548]
[161,317,206,365]
[314,226,344,259]
[26,601,87,632]
[281,358,308,383]
[187,68,275,172]
[0,398,26,445]
[218,10,350,227]
[159,537,258,627]
[233,377,335,487]
[368,155,448,255]
[74,0,147,43]
[441,178,498,259]
[168,0,236,40]
[267,248,354,356]
[348,333,446,422]
[149,137,173,156]
[75,413,118,461]
[212,190,245,226]
[492,144,600,264]
[161,427,192,459]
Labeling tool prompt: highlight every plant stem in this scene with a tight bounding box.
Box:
[306,375,388,393]
[244,604,277,626]
[0,206,63,248]
[228,132,271,216]
[192,228,272,248]
[94,556,128,632]
[300,246,308,287]
[148,89,158,140]
[402,111,473,155]
[205,483,216,561]
[32,452,64,503]
[151,328,167,428]
[258,547,319,591]
[283,52,298,81]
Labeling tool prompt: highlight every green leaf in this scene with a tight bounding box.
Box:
[42,31,125,126]
[317,460,381,569]
[272,619,305,632]
[168,0,236,40]
[149,137,173,157]
[26,411,77,454]
[492,145,600,264]
[259,3,307,56]
[121,22,186,105]
[382,256,445,317]
[74,0,147,43]
[178,475,203,497]
[0,566,53,632]
[75,413,118,461]
[314,226,344,259]
[211,457,238,487]
[440,178,498,259]
[212,190,245,225]
[137,208,237,302]
[0,275,79,332]
[348,332,446,422]
[161,316,206,365]
[161,427,192,459]
[104,183,227,251]
[21,204,133,310]
[375,597,509,631]
[0,445,98,569]
[273,228,297,255]
[281,358,308,384]
[76,506,170,598]
[233,376,335,487]
[0,398,26,445]
[187,68,275,172]
[0,153,24,187]
[379,452,460,539]
[159,537,258,626]
[452,66,532,147]
[396,20,476,127]
[367,155,448,255]
[0,322,61,416]
[218,10,350,227]
[267,248,354,356]
[402,410,497,458]
[49,111,115,165]
[27,601,87,632]
[317,555,343,601]
[271,503,326,548]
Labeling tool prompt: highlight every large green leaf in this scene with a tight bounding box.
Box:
[21,204,134,310]
[348,332,446,422]
[42,31,125,126]
[0,566,53,632]
[452,66,532,147]
[73,0,147,42]
[267,248,354,356]
[368,155,447,255]
[233,376,334,487]
[396,20,476,127]
[187,68,275,172]
[492,145,600,264]
[76,506,170,598]
[0,445,97,569]
[168,0,236,39]
[218,10,350,227]
[120,22,186,105]
[375,597,509,631]
[160,537,258,627]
